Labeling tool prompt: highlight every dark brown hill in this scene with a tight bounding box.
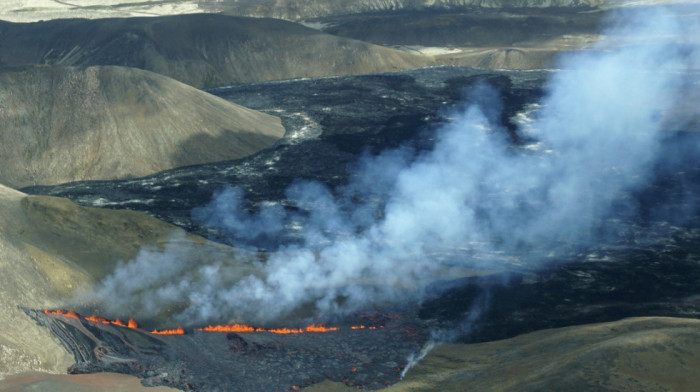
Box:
[0,14,432,88]
[0,65,285,188]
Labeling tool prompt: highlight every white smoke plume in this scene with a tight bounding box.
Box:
[86,6,698,326]
[400,340,437,379]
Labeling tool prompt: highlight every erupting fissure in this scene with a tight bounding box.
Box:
[44,309,138,329]
[196,323,343,334]
[151,326,186,335]
[43,309,380,335]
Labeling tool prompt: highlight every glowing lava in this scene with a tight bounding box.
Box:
[197,323,340,334]
[44,309,80,319]
[197,324,261,333]
[127,318,138,329]
[44,309,380,335]
[44,309,139,330]
[305,324,339,333]
[151,326,186,335]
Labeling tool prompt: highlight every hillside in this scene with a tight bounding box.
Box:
[206,0,607,21]
[304,317,700,392]
[0,65,284,188]
[0,14,433,88]
[319,9,602,48]
[315,8,602,69]
[0,0,608,22]
[2,316,696,391]
[0,184,244,377]
[0,1,696,390]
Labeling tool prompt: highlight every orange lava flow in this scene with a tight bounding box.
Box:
[111,319,128,327]
[196,324,261,333]
[45,309,382,336]
[151,326,185,335]
[198,323,347,334]
[44,309,80,319]
[128,318,139,329]
[304,323,339,332]
[84,315,109,324]
[44,309,140,330]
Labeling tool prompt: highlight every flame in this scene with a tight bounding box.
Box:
[197,324,260,333]
[111,319,127,327]
[191,323,369,334]
[44,309,80,319]
[128,318,138,329]
[304,323,339,332]
[44,309,140,330]
[267,327,304,334]
[197,323,342,334]
[45,309,382,336]
[84,315,108,324]
[151,326,185,335]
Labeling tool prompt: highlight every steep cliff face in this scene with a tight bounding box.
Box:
[0,65,284,188]
[0,14,433,88]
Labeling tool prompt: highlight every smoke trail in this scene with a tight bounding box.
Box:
[86,7,698,325]
[400,341,437,379]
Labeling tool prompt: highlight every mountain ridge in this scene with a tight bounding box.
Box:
[0,14,433,88]
[0,0,608,22]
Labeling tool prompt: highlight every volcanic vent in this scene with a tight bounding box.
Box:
[25,308,427,391]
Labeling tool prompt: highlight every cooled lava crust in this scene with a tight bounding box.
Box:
[24,308,427,391]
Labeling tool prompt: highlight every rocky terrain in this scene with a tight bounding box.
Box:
[0,1,698,391]
[26,63,700,333]
[6,316,699,391]
[24,67,547,239]
[21,63,699,390]
[24,308,427,391]
[0,65,284,188]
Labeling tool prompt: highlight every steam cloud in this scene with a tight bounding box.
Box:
[86,7,698,325]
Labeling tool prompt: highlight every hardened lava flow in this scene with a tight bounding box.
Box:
[24,307,428,392]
